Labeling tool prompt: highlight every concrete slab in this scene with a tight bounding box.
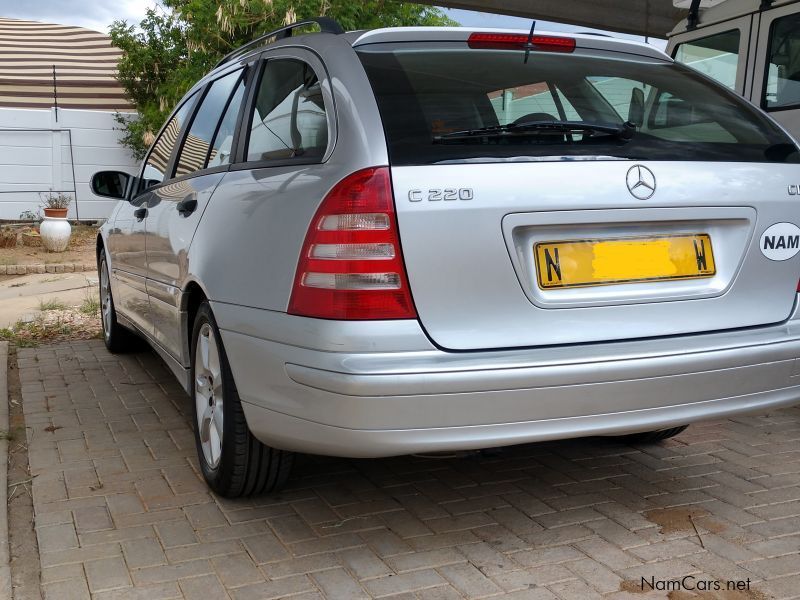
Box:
[0,273,98,328]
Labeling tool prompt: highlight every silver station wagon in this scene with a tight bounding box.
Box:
[92,19,800,496]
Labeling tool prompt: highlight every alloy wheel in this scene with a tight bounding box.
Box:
[194,322,224,468]
[100,260,112,339]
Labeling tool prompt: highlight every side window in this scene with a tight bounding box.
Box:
[674,30,740,90]
[207,80,245,168]
[142,95,196,189]
[490,83,580,125]
[247,59,329,162]
[174,70,243,177]
[764,13,800,110]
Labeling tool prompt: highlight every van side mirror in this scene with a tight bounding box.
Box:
[628,87,645,127]
[91,171,131,200]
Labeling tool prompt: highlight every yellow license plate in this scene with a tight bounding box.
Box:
[535,234,716,289]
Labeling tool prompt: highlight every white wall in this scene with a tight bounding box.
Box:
[0,107,139,220]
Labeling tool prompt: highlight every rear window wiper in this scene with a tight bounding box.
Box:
[434,120,636,143]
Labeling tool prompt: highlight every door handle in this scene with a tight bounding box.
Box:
[134,207,148,220]
[177,198,198,216]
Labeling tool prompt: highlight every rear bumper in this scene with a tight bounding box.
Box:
[216,304,800,458]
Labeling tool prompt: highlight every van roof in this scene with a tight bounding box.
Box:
[669,0,799,36]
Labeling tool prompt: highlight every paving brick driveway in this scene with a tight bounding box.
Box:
[16,340,800,600]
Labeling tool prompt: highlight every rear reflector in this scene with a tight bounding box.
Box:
[288,167,417,320]
[468,32,576,53]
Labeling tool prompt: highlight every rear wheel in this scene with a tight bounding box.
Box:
[98,253,139,353]
[191,302,293,497]
[619,426,689,444]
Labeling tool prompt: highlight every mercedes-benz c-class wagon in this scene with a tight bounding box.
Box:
[92,19,800,496]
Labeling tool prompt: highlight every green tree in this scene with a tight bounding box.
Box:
[111,1,456,158]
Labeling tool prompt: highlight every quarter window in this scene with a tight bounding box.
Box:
[247,59,329,163]
[764,13,800,110]
[142,95,196,189]
[175,70,243,177]
[674,30,741,90]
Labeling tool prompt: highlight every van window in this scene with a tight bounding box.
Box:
[142,95,196,188]
[174,70,243,177]
[764,13,800,110]
[674,30,740,90]
[357,43,798,165]
[246,59,329,163]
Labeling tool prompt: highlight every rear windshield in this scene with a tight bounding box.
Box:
[356,43,799,165]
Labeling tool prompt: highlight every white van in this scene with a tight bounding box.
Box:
[668,0,800,136]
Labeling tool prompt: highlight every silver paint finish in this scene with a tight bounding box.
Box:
[226,313,800,456]
[392,162,800,350]
[145,173,225,360]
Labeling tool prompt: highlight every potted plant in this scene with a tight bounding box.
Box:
[39,192,73,252]
[41,191,72,218]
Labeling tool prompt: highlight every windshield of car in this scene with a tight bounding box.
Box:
[356,42,799,165]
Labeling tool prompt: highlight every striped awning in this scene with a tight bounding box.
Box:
[0,17,134,111]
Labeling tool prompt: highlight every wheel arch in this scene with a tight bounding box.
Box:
[181,279,210,366]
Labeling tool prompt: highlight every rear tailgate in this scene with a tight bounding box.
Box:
[393,161,800,350]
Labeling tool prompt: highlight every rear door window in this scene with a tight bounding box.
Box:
[763,13,800,110]
[142,95,196,188]
[246,59,329,163]
[674,30,741,90]
[174,69,244,177]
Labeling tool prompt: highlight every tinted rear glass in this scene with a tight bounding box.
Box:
[357,43,799,165]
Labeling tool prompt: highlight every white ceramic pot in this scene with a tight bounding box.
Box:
[40,216,72,252]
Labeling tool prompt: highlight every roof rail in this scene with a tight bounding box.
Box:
[215,16,344,68]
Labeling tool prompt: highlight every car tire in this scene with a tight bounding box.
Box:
[98,253,139,353]
[620,425,689,443]
[190,301,293,497]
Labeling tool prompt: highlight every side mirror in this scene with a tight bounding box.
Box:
[628,87,645,128]
[91,171,131,200]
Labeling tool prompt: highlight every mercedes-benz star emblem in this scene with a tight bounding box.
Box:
[626,165,657,200]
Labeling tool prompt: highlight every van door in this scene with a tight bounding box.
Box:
[750,5,800,137]
[669,16,752,94]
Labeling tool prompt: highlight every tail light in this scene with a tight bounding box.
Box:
[467,32,576,53]
[288,167,417,320]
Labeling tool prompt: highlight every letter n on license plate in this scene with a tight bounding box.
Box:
[535,234,716,289]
